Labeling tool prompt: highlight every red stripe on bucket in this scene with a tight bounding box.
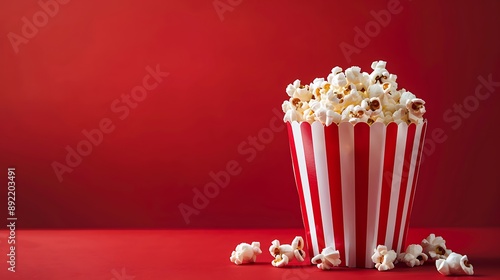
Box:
[377,123,398,246]
[354,123,371,267]
[324,124,345,264]
[392,124,416,250]
[287,122,313,254]
[300,123,326,253]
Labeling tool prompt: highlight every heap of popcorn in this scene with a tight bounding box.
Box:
[282,60,426,125]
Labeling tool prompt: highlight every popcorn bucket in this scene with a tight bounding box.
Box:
[287,121,427,268]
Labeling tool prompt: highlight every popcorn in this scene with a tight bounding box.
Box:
[436,253,474,276]
[421,233,452,261]
[283,107,303,123]
[282,61,426,126]
[382,73,398,94]
[406,98,426,124]
[229,242,262,265]
[361,97,383,120]
[345,66,368,90]
[352,105,370,124]
[328,67,347,88]
[343,87,363,107]
[310,99,341,126]
[397,244,428,267]
[369,60,389,85]
[326,110,342,126]
[371,245,397,271]
[399,91,417,106]
[367,83,385,98]
[311,247,341,270]
[392,107,409,124]
[269,236,306,267]
[286,79,312,101]
[310,78,327,98]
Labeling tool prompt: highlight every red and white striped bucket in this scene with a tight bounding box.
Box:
[287,121,427,268]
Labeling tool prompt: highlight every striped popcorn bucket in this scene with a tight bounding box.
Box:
[287,121,427,268]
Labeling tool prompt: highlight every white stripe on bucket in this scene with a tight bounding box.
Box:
[338,122,356,267]
[365,122,386,267]
[384,123,408,249]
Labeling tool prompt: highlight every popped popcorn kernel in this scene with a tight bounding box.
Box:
[367,83,385,98]
[436,253,474,276]
[269,236,306,268]
[311,247,342,270]
[282,61,426,126]
[371,245,397,271]
[407,98,426,124]
[421,233,452,261]
[398,244,428,267]
[229,242,262,265]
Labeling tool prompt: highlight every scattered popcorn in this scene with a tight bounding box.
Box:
[371,245,397,271]
[398,244,428,267]
[421,234,452,261]
[436,253,474,276]
[311,247,341,270]
[269,236,306,267]
[229,242,262,265]
[282,61,426,126]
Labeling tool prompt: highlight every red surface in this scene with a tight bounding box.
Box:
[0,228,499,280]
[1,0,500,230]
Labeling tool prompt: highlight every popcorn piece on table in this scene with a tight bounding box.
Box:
[269,236,306,267]
[398,244,428,267]
[371,245,397,271]
[421,233,452,261]
[436,252,474,276]
[311,247,341,270]
[229,242,262,265]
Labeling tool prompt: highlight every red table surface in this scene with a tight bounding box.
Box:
[0,228,499,280]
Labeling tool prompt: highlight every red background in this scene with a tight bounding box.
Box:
[1,0,499,229]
